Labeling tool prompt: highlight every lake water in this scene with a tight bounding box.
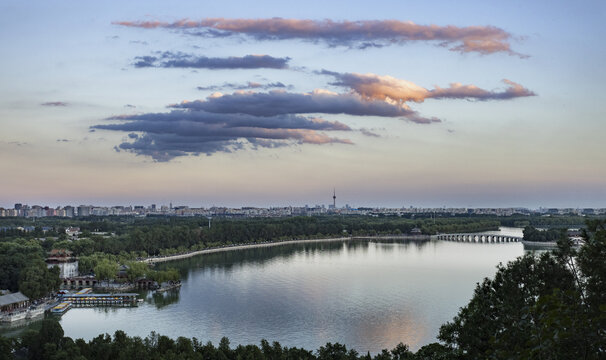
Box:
[54,229,526,353]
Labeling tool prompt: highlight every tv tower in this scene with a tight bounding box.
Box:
[332,188,336,208]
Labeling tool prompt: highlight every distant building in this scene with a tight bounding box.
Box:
[410,227,422,235]
[64,206,75,217]
[65,227,80,237]
[77,205,92,217]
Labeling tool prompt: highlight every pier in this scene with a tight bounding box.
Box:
[59,293,140,307]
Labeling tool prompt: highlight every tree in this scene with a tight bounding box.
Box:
[125,261,148,282]
[94,259,118,285]
[0,336,13,360]
[18,258,60,299]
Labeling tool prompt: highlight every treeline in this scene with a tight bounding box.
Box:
[522,226,565,242]
[0,240,60,298]
[6,216,502,257]
[3,320,451,360]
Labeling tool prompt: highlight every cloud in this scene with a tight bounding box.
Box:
[428,79,536,100]
[41,101,68,107]
[360,128,381,137]
[197,81,291,91]
[171,90,420,118]
[133,52,290,69]
[114,18,525,56]
[92,111,353,161]
[95,72,534,161]
[324,71,536,103]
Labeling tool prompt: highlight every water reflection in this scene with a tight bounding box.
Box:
[58,238,523,353]
[149,290,180,309]
[157,239,431,279]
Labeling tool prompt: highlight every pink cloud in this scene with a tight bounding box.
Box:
[114,18,525,56]
[326,72,536,103]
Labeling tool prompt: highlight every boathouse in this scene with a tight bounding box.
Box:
[62,276,98,289]
[135,278,156,289]
[0,292,30,313]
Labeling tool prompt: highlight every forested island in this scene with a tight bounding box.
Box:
[1,215,604,358]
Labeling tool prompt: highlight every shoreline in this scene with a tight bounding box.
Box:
[142,235,429,264]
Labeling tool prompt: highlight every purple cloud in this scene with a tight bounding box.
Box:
[133,52,290,69]
[92,110,353,161]
[171,90,420,118]
[114,18,526,57]
[197,81,291,91]
[41,101,68,107]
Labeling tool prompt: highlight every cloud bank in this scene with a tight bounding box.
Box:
[133,52,290,69]
[94,72,534,161]
[171,89,420,118]
[92,111,353,161]
[115,18,525,56]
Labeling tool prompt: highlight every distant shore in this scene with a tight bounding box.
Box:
[142,234,429,264]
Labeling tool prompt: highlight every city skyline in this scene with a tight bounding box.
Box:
[1,1,605,208]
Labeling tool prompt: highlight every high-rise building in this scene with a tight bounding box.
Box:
[64,206,74,217]
[77,205,92,217]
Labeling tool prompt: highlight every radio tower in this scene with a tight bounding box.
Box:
[333,188,336,208]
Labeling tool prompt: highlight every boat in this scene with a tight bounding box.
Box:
[51,302,72,314]
[26,305,46,319]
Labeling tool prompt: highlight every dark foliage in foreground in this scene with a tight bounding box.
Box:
[1,319,451,360]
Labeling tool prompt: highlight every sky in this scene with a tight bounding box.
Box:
[1,0,605,209]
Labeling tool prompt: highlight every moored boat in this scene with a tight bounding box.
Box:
[51,302,72,314]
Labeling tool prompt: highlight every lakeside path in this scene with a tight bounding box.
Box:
[142,237,353,264]
[141,235,430,264]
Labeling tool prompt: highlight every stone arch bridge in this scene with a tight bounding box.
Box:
[435,233,522,243]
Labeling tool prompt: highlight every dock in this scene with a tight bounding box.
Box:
[59,293,140,307]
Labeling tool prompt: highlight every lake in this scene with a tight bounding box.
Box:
[55,228,526,353]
